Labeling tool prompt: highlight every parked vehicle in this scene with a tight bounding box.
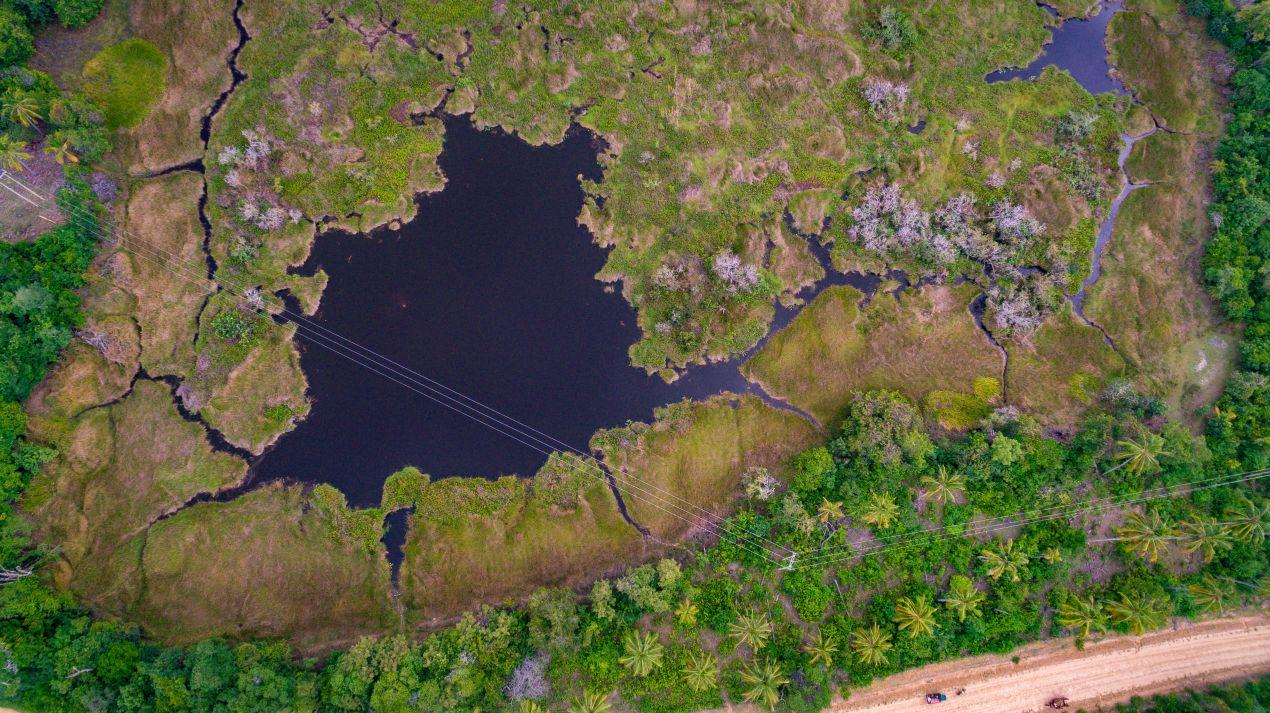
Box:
[1046,696,1070,709]
[925,692,948,704]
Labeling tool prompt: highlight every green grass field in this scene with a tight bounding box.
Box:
[81,38,166,129]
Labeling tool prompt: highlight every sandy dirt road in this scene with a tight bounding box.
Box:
[834,615,1270,712]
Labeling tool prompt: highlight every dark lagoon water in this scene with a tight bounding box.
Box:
[987,1,1127,95]
[252,118,813,505]
[254,2,1136,507]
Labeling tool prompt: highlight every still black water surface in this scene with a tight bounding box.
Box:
[986,0,1127,94]
[255,119,778,505]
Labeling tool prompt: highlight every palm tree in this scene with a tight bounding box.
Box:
[1187,575,1232,615]
[1055,593,1106,640]
[739,659,787,710]
[817,498,844,527]
[518,702,545,713]
[1114,427,1170,476]
[567,691,612,713]
[850,622,893,667]
[1178,518,1233,563]
[1105,591,1169,635]
[43,139,78,166]
[729,609,773,652]
[920,466,965,505]
[619,630,664,677]
[805,629,838,667]
[674,598,698,627]
[681,650,718,692]
[2,90,40,128]
[1042,546,1064,564]
[1227,494,1267,545]
[893,594,937,638]
[1114,510,1173,564]
[860,492,899,530]
[941,575,985,622]
[0,135,30,171]
[979,540,1028,582]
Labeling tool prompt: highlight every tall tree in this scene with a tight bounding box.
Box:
[941,574,985,622]
[618,631,663,677]
[804,629,837,667]
[979,540,1028,582]
[728,609,772,652]
[850,622,893,667]
[1115,510,1174,563]
[1114,427,1171,476]
[739,660,787,711]
[817,498,844,527]
[567,691,613,713]
[1105,591,1169,635]
[0,134,30,171]
[43,139,77,165]
[681,651,718,692]
[1187,575,1232,615]
[860,492,900,530]
[1178,518,1234,563]
[1227,494,1267,545]
[920,466,965,505]
[2,90,40,128]
[893,594,937,638]
[1056,593,1107,640]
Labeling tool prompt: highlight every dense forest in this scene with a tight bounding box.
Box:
[0,0,1264,711]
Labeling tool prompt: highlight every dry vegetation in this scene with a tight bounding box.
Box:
[398,461,645,626]
[596,394,818,541]
[744,284,1003,426]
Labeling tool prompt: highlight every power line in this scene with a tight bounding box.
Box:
[0,172,792,564]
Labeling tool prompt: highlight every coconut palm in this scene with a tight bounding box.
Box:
[681,650,718,692]
[619,630,664,677]
[817,498,844,526]
[1055,593,1107,640]
[1115,510,1174,563]
[1105,591,1169,635]
[860,492,899,530]
[2,90,40,128]
[0,135,30,171]
[43,139,78,165]
[893,594,937,638]
[1114,427,1171,476]
[804,629,838,667]
[941,574,985,622]
[674,598,698,627]
[850,622,893,667]
[739,659,787,710]
[518,702,545,713]
[1178,518,1233,563]
[979,540,1028,582]
[1187,575,1232,615]
[567,691,612,713]
[920,466,965,505]
[728,609,772,652]
[1226,494,1267,545]
[1042,546,1064,564]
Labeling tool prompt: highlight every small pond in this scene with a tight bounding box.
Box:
[987,1,1127,95]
